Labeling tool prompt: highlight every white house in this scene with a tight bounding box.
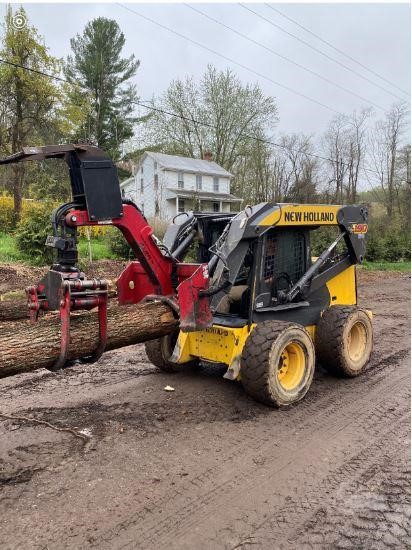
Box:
[120,151,242,220]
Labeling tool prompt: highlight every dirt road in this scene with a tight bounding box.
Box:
[0,271,410,549]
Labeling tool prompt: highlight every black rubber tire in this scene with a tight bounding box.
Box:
[145,332,198,373]
[240,321,315,407]
[316,306,373,377]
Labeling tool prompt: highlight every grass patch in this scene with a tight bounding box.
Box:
[0,232,116,265]
[0,232,27,263]
[362,261,410,272]
[77,237,116,262]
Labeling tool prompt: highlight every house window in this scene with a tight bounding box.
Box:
[213,176,219,192]
[196,174,202,190]
[178,198,185,213]
[178,172,184,189]
[140,178,143,193]
[213,202,220,212]
[154,174,158,190]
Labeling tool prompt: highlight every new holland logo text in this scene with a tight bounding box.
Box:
[284,211,335,223]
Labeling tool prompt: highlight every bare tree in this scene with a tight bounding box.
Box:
[321,109,372,204]
[322,115,348,203]
[367,102,409,217]
[394,143,411,224]
[345,109,372,203]
[280,134,318,203]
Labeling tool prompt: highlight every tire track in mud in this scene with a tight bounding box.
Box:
[94,350,410,549]
[234,417,410,550]
[0,274,409,549]
[116,387,410,549]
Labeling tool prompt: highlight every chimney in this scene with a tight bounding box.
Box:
[203,150,213,161]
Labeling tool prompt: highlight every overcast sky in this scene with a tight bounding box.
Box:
[1,2,410,138]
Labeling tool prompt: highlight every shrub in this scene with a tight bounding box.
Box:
[364,233,384,262]
[381,233,411,262]
[365,216,410,263]
[105,217,168,260]
[105,227,133,259]
[15,202,55,265]
[0,195,52,233]
[310,226,344,257]
[78,225,108,239]
[0,194,19,231]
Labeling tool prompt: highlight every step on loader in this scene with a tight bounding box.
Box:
[0,144,373,407]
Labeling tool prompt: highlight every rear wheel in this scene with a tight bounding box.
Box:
[240,321,315,407]
[316,306,373,377]
[145,332,198,373]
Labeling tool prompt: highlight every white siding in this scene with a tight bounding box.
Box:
[121,154,238,221]
[121,178,136,202]
[164,171,229,194]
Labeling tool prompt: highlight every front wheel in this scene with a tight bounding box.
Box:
[145,332,198,373]
[240,321,315,407]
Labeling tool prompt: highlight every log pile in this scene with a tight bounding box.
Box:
[0,301,178,377]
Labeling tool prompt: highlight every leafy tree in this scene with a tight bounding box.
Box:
[144,65,278,172]
[65,17,140,159]
[0,6,62,219]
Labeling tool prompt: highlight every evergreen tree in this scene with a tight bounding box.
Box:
[65,17,139,159]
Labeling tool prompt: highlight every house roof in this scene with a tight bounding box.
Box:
[166,188,242,203]
[143,152,233,178]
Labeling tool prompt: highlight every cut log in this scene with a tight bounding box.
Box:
[0,301,178,377]
[0,281,118,322]
[0,300,33,322]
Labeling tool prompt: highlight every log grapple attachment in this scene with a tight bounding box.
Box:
[0,144,212,370]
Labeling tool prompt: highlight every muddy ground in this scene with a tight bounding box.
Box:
[0,269,410,549]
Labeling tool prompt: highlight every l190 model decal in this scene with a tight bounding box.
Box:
[352,223,368,234]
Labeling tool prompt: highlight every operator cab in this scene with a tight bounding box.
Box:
[255,228,310,309]
[213,227,311,321]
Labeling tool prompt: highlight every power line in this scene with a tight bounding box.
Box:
[239,3,406,103]
[134,100,383,176]
[265,4,410,98]
[0,58,67,83]
[0,58,383,177]
[185,3,386,111]
[116,2,341,116]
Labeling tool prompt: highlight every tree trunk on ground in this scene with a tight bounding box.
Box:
[0,300,34,322]
[0,301,178,377]
[0,284,118,322]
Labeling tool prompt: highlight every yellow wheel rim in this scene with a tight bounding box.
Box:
[277,342,306,390]
[347,321,367,362]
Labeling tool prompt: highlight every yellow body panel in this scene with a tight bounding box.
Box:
[173,323,317,379]
[173,325,253,378]
[326,265,357,306]
[173,264,358,375]
[259,204,341,227]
